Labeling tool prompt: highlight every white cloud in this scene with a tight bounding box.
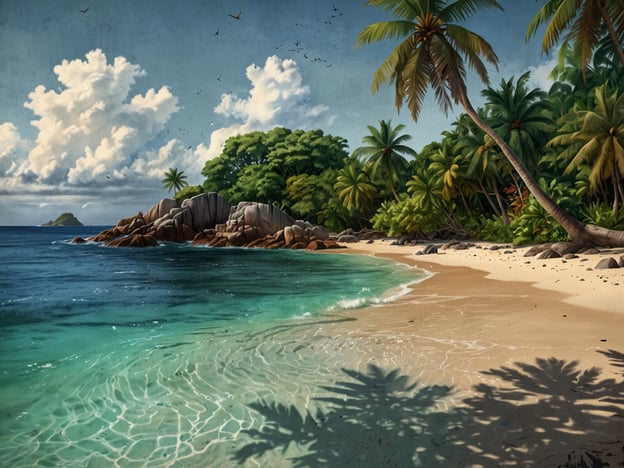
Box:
[527,57,558,91]
[10,49,184,187]
[203,55,333,161]
[0,123,31,178]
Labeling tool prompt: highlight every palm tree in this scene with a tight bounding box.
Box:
[429,137,476,215]
[334,161,378,215]
[352,119,417,201]
[549,84,624,214]
[162,167,188,195]
[481,71,555,176]
[466,134,511,223]
[407,169,445,212]
[526,0,624,75]
[357,0,624,246]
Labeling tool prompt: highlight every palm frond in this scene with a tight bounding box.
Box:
[570,0,605,70]
[446,24,499,83]
[542,0,584,54]
[402,46,431,121]
[356,20,415,46]
[369,37,413,95]
[364,0,421,19]
[442,0,502,23]
[526,0,563,41]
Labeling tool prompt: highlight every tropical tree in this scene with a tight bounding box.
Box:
[334,161,378,216]
[201,127,349,208]
[162,167,188,195]
[526,0,624,75]
[549,84,624,214]
[352,119,418,201]
[429,137,476,215]
[357,0,624,246]
[481,71,555,176]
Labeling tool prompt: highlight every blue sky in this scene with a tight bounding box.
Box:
[0,0,554,226]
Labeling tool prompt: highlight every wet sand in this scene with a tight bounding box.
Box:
[303,240,624,466]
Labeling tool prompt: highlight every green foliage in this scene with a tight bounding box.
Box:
[162,167,188,195]
[509,195,568,244]
[317,196,352,233]
[201,127,349,222]
[582,203,624,230]
[352,120,416,201]
[174,185,204,204]
[462,215,513,243]
[371,195,443,238]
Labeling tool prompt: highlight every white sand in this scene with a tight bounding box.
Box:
[348,239,624,314]
[306,239,624,465]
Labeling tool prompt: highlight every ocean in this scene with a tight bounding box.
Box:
[0,226,427,466]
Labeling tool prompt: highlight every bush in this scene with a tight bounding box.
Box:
[371,196,443,237]
[462,215,513,243]
[582,202,624,230]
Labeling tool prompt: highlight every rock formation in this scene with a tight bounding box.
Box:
[89,193,342,250]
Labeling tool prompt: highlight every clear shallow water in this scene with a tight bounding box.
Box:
[0,226,427,466]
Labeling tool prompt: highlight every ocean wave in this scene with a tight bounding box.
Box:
[327,275,431,313]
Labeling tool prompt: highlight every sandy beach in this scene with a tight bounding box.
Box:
[308,240,624,466]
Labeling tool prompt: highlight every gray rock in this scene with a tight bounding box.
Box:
[284,224,305,246]
[181,192,231,232]
[227,202,296,238]
[422,244,439,255]
[538,249,561,259]
[595,257,619,269]
[337,234,360,243]
[144,199,180,224]
[524,245,547,257]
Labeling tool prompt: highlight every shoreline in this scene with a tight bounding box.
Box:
[342,239,624,313]
[306,239,624,464]
[330,239,624,372]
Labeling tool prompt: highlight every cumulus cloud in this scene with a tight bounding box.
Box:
[7,49,187,189]
[201,55,333,161]
[0,123,31,178]
[527,57,558,91]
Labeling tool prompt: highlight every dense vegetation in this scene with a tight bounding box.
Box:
[169,1,624,245]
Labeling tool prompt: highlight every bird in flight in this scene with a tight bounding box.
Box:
[228,11,241,20]
[213,29,219,36]
[80,7,89,13]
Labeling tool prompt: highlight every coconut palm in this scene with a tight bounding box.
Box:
[429,137,476,215]
[357,0,624,246]
[549,84,624,214]
[481,71,555,176]
[352,119,418,201]
[162,167,188,195]
[526,0,624,75]
[334,161,378,214]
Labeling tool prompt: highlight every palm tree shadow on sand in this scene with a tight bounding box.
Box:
[233,353,624,467]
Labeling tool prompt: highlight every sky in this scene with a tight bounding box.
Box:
[0,0,555,226]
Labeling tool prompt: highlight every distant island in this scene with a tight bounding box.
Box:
[42,212,83,226]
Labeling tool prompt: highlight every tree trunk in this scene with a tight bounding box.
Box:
[612,167,622,215]
[490,177,510,225]
[597,0,624,68]
[458,188,472,217]
[478,179,502,217]
[458,88,624,247]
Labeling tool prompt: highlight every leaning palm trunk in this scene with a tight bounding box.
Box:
[596,0,624,68]
[459,88,624,247]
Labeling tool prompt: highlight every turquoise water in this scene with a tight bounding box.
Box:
[0,226,427,466]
